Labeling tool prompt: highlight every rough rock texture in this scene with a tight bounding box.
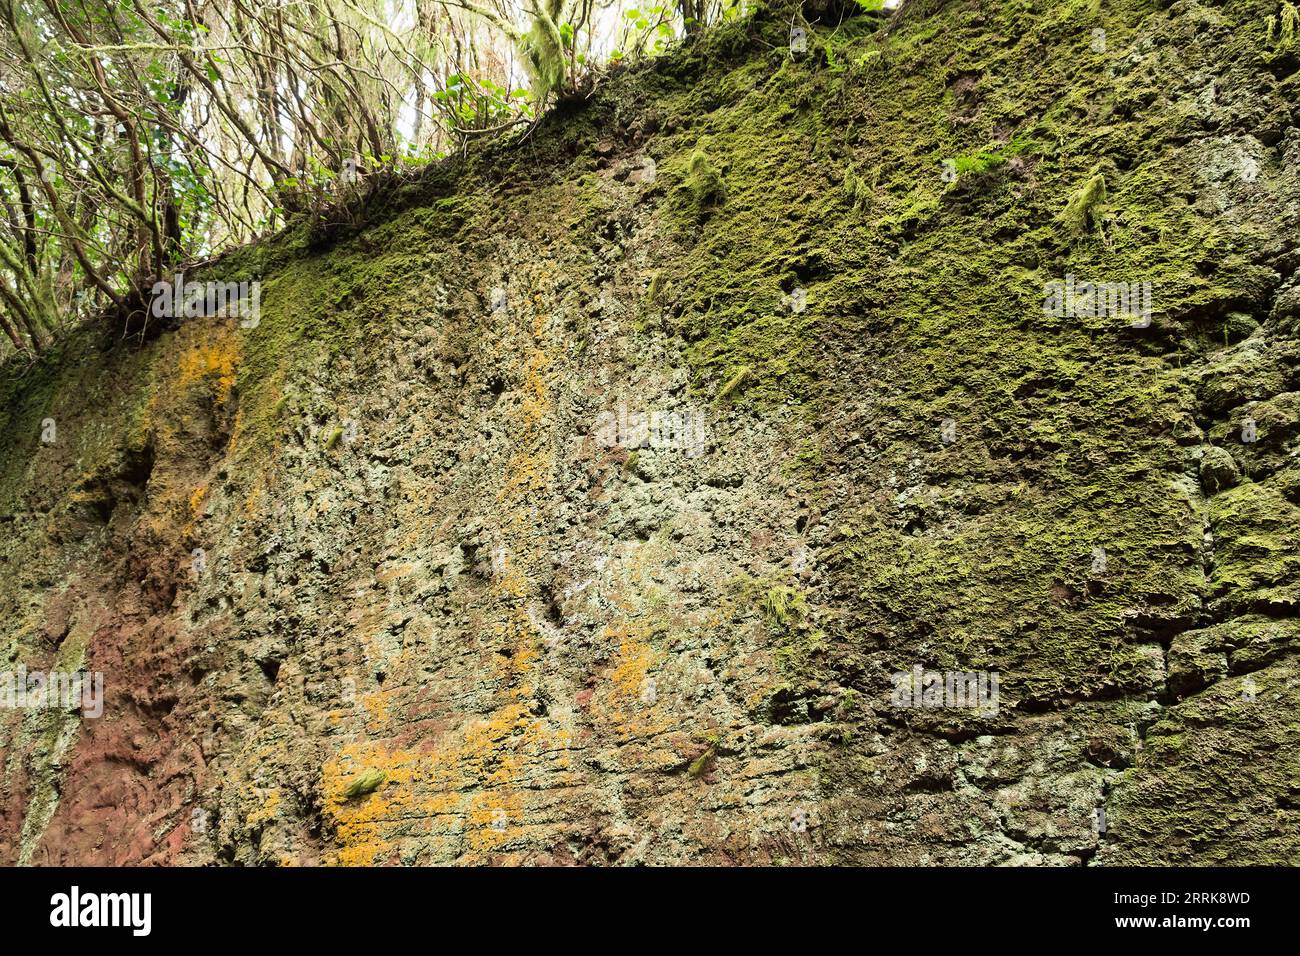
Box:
[2,0,1299,865]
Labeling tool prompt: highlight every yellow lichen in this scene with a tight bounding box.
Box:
[246,788,281,829]
[176,327,240,405]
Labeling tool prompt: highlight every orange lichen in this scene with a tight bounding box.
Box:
[320,695,568,865]
[587,625,671,741]
[318,302,596,866]
[362,689,392,726]
[246,788,281,829]
[176,327,240,405]
[242,477,264,517]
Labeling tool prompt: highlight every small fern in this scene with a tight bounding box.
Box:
[688,742,717,777]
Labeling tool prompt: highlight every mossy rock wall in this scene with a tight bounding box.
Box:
[0,0,1298,864]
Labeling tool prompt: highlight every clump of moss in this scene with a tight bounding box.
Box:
[843,167,871,212]
[952,150,1005,179]
[520,0,567,101]
[1267,2,1299,50]
[646,270,666,305]
[715,365,751,403]
[688,731,721,777]
[688,742,717,777]
[760,583,808,631]
[344,768,385,798]
[1060,172,1108,238]
[685,150,726,208]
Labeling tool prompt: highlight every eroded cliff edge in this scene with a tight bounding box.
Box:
[2,0,1299,865]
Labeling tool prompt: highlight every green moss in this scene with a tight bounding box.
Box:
[1267,2,1299,51]
[685,149,726,208]
[688,742,716,777]
[715,365,751,402]
[1207,483,1300,614]
[1059,172,1108,238]
[0,331,158,515]
[645,270,666,305]
[1,0,1296,867]
[1101,663,1300,864]
[842,167,871,212]
[521,1,568,102]
[760,583,807,631]
[344,768,386,798]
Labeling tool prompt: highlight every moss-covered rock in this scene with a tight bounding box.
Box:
[1,0,1298,866]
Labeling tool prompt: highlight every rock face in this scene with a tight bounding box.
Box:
[2,0,1299,866]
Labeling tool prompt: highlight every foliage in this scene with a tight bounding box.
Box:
[0,0,737,358]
